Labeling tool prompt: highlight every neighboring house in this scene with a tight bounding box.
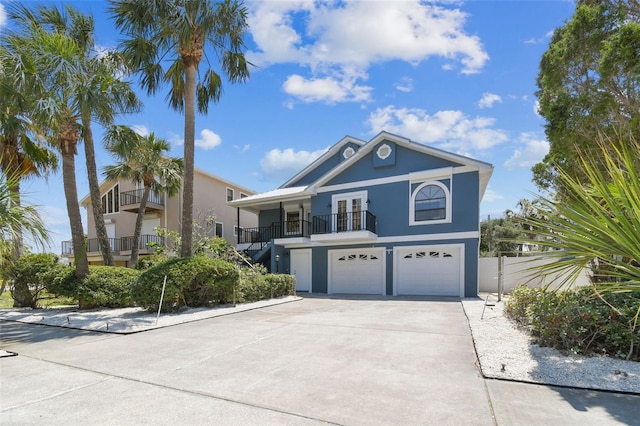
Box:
[62,168,258,267]
[229,132,493,297]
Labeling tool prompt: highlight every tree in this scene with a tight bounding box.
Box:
[110,0,251,257]
[521,136,640,296]
[534,0,640,192]
[0,44,58,262]
[103,125,183,266]
[10,4,141,266]
[0,168,50,298]
[479,217,521,257]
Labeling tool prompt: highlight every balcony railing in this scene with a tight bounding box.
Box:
[61,235,164,256]
[120,234,165,251]
[120,189,164,207]
[238,212,376,245]
[312,211,376,235]
[238,220,311,244]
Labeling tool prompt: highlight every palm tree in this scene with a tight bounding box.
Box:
[103,125,183,266]
[110,0,251,257]
[9,4,141,266]
[0,44,59,261]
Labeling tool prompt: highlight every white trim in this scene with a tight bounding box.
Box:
[226,187,235,202]
[215,221,224,238]
[328,247,386,295]
[311,230,377,243]
[331,190,368,215]
[392,243,465,297]
[376,231,478,243]
[317,165,471,194]
[233,225,243,237]
[343,146,355,159]
[274,237,311,247]
[376,143,392,160]
[410,181,452,226]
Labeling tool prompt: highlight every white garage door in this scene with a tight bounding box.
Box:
[395,245,462,296]
[329,248,385,295]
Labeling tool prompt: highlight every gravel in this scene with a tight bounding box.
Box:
[462,295,640,394]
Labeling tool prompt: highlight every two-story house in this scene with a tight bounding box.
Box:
[228,132,493,297]
[62,168,258,267]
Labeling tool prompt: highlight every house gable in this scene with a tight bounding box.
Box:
[282,136,365,188]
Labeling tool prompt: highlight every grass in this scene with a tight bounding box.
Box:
[0,288,77,309]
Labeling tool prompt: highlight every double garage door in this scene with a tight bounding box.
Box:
[328,245,462,296]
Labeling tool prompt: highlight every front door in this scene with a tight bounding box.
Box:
[290,249,312,292]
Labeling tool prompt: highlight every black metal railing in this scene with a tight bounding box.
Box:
[86,237,122,253]
[238,220,311,244]
[120,234,165,251]
[312,211,376,234]
[120,188,164,206]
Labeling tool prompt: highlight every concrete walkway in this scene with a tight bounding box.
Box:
[1,295,639,425]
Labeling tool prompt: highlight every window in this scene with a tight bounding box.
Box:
[240,192,248,199]
[226,188,234,202]
[286,211,300,234]
[101,184,120,214]
[410,181,450,225]
[234,225,244,237]
[215,222,223,238]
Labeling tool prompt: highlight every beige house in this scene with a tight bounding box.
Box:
[62,168,258,267]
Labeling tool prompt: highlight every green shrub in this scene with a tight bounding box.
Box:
[506,286,640,361]
[46,264,81,298]
[76,266,140,309]
[135,254,170,270]
[8,253,60,308]
[132,257,239,312]
[237,268,295,303]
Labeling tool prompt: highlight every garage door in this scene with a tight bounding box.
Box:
[395,245,462,296]
[329,248,385,295]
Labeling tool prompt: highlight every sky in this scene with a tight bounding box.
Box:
[0,0,577,255]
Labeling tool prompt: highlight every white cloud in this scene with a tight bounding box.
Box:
[394,77,414,93]
[504,133,549,170]
[533,100,541,117]
[170,129,221,150]
[482,187,504,203]
[248,0,488,103]
[282,72,372,104]
[478,92,502,109]
[195,129,222,150]
[131,125,150,136]
[234,144,251,152]
[260,147,328,181]
[0,3,6,28]
[366,105,508,153]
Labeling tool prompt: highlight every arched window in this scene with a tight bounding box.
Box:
[411,182,450,224]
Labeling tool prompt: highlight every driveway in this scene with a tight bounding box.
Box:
[1,295,639,425]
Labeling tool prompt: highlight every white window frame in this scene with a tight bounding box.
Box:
[234,225,244,237]
[226,187,234,202]
[215,222,224,238]
[409,181,451,226]
[101,183,120,215]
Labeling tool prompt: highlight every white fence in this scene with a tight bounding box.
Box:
[479,256,591,294]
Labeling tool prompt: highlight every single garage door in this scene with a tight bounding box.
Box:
[329,248,385,295]
[395,245,462,296]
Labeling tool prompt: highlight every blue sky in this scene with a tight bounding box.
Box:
[1,0,576,254]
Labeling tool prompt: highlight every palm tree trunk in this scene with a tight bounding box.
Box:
[60,126,88,279]
[180,62,197,258]
[1,142,25,260]
[82,111,114,266]
[130,185,150,267]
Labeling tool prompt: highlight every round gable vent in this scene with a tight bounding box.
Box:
[343,146,356,159]
[376,143,392,160]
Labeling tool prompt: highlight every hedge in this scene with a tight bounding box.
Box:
[77,266,141,309]
[132,257,239,312]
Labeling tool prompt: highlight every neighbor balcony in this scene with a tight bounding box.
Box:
[119,189,165,213]
[61,235,165,257]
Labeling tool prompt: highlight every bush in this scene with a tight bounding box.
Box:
[132,257,239,312]
[505,286,640,361]
[8,253,60,308]
[237,268,295,303]
[76,266,140,309]
[46,264,81,298]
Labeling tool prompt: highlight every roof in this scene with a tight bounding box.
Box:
[227,186,312,214]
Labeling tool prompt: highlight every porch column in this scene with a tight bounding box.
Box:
[237,207,240,245]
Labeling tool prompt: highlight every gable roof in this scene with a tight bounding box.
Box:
[229,131,494,210]
[279,135,366,188]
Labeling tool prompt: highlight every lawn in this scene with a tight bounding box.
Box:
[0,287,77,309]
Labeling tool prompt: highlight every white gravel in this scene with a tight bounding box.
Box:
[462,295,640,394]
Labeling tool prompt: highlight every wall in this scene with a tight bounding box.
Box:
[479,256,591,293]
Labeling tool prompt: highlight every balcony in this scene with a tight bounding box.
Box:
[119,189,165,213]
[238,211,377,245]
[61,235,164,257]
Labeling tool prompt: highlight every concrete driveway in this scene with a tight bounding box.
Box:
[1,295,639,425]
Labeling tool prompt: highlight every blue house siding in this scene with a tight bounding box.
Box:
[259,208,281,228]
[325,143,463,187]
